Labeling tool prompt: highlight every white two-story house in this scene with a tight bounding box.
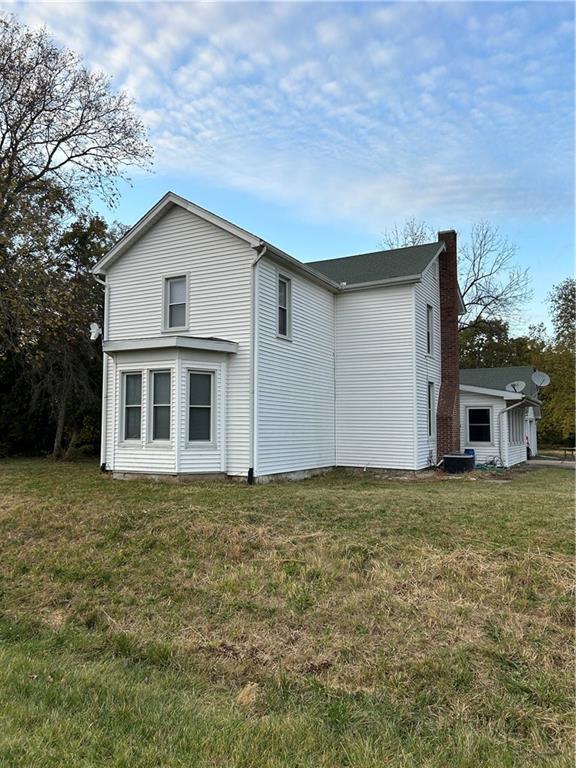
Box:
[93,191,467,481]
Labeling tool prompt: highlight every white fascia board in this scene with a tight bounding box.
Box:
[460,384,522,400]
[460,384,541,406]
[93,191,261,274]
[340,274,422,292]
[103,336,239,354]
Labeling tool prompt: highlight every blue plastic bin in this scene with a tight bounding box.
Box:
[464,448,476,467]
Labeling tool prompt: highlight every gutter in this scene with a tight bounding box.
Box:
[93,273,108,470]
[249,242,268,483]
[339,273,422,292]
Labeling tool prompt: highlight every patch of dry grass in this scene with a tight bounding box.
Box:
[0,459,573,766]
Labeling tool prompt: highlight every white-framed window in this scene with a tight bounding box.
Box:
[188,371,213,442]
[164,275,187,330]
[122,372,142,441]
[427,382,435,438]
[467,407,492,444]
[150,370,171,441]
[277,275,291,338]
[508,407,524,445]
[426,304,433,355]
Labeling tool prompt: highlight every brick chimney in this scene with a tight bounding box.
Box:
[436,230,460,458]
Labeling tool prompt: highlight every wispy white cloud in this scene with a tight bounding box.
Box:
[3,1,574,231]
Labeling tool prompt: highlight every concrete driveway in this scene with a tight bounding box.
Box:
[529,459,576,469]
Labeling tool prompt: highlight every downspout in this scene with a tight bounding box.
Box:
[249,242,267,484]
[498,399,525,468]
[93,274,108,470]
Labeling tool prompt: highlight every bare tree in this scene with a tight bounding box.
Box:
[0,14,152,239]
[381,217,434,249]
[381,218,532,329]
[459,221,531,330]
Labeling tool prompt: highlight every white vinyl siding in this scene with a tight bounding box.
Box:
[106,349,226,475]
[414,260,441,468]
[335,284,416,470]
[255,258,335,477]
[460,391,527,467]
[105,204,253,475]
[111,351,177,474]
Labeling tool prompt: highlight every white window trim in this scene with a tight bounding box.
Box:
[466,405,494,446]
[427,381,435,439]
[162,273,189,333]
[426,304,434,357]
[186,369,216,448]
[120,370,143,444]
[147,369,172,445]
[277,273,292,340]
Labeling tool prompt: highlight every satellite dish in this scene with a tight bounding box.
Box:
[505,380,526,393]
[532,371,550,388]
[89,322,102,341]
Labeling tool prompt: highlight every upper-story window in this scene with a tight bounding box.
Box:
[164,276,187,330]
[278,275,291,338]
[426,304,433,355]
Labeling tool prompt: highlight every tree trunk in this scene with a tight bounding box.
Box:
[64,427,80,461]
[52,384,69,459]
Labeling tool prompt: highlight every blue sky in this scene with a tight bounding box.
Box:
[7,0,575,329]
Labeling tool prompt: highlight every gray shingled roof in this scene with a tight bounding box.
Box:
[460,366,539,398]
[306,242,443,285]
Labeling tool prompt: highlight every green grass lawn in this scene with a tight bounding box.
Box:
[0,460,573,767]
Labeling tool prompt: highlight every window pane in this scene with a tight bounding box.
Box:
[169,277,186,304]
[469,409,490,425]
[427,384,434,436]
[278,306,287,336]
[169,303,186,328]
[189,407,211,441]
[153,405,171,440]
[125,407,141,440]
[279,279,287,307]
[153,371,171,405]
[125,374,141,406]
[469,424,491,442]
[189,373,211,406]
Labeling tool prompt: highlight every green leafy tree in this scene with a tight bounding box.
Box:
[459,319,538,369]
[533,281,576,444]
[549,278,576,348]
[26,216,118,457]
